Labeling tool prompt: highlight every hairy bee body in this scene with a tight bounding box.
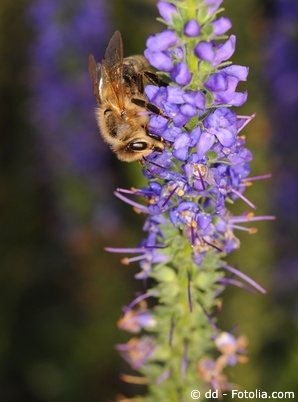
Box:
[88,32,165,162]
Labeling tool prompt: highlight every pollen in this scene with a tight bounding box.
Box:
[191,220,198,228]
[248,228,258,234]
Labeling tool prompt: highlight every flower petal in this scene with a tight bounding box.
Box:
[146,30,178,52]
[171,62,192,85]
[214,35,236,65]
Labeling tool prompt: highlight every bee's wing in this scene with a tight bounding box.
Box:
[101,31,125,109]
[88,54,101,104]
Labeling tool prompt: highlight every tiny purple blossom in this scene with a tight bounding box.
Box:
[118,308,156,333]
[197,131,216,158]
[213,35,236,65]
[205,65,249,106]
[144,49,173,71]
[194,35,236,67]
[145,84,160,101]
[180,103,197,117]
[184,19,201,37]
[223,64,249,81]
[183,91,206,109]
[167,86,186,104]
[194,41,215,63]
[204,108,237,147]
[212,17,232,35]
[149,115,168,135]
[205,0,224,16]
[146,30,178,52]
[173,133,191,161]
[171,62,192,85]
[116,337,155,370]
[157,1,177,24]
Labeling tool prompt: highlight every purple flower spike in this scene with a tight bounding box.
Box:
[184,19,201,37]
[212,17,232,35]
[157,1,177,24]
[171,62,192,86]
[111,0,270,397]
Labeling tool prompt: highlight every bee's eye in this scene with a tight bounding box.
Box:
[129,141,148,151]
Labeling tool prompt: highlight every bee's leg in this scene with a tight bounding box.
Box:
[147,131,173,146]
[143,71,168,87]
[146,131,164,143]
[131,98,169,118]
[136,71,168,93]
[136,73,144,94]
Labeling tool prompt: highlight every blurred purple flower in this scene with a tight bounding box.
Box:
[265,0,298,309]
[28,0,119,234]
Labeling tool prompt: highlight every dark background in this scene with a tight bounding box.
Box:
[0,0,297,401]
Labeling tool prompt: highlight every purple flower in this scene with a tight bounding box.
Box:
[206,65,249,106]
[194,35,236,66]
[118,305,156,333]
[111,1,272,396]
[205,0,224,16]
[167,86,186,104]
[116,337,155,370]
[197,131,216,158]
[194,41,215,63]
[28,0,120,235]
[145,30,179,72]
[180,103,197,117]
[171,62,192,85]
[146,30,178,51]
[173,133,191,160]
[212,17,232,36]
[157,1,177,24]
[214,35,236,64]
[184,19,201,37]
[204,108,237,147]
[144,49,173,71]
[148,115,169,135]
[170,201,198,226]
[183,91,206,109]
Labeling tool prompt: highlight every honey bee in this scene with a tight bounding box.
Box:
[88,31,166,162]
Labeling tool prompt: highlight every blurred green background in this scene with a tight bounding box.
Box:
[0,0,297,401]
